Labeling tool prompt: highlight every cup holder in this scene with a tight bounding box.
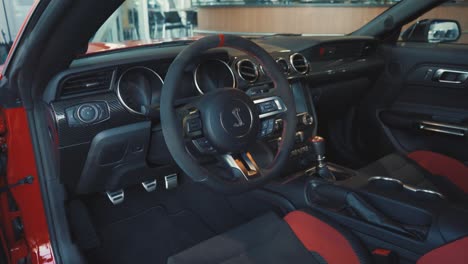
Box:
[368,176,404,191]
[368,176,445,200]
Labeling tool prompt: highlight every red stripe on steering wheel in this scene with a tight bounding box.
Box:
[218,34,225,47]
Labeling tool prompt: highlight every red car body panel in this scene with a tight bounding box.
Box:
[0,108,55,264]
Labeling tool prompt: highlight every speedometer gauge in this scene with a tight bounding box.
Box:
[194,59,236,94]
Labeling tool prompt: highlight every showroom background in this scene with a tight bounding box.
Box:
[1,0,467,64]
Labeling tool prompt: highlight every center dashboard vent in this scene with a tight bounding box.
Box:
[236,59,259,82]
[276,58,289,74]
[290,53,309,74]
[59,69,114,98]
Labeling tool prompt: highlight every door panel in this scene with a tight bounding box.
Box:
[358,43,468,163]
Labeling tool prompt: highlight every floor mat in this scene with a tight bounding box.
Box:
[87,206,214,264]
[82,182,276,264]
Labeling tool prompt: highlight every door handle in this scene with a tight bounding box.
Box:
[433,69,468,84]
[418,121,467,137]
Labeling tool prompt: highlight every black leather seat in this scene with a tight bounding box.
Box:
[168,210,371,264]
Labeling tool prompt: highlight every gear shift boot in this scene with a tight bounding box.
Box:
[315,165,336,181]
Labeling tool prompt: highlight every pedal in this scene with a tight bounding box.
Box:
[142,179,157,192]
[106,189,124,205]
[165,174,178,190]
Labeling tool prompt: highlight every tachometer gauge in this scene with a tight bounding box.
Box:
[117,66,163,115]
[194,59,236,94]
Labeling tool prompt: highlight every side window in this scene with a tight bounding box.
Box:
[400,0,468,44]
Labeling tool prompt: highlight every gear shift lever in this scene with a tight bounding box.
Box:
[308,136,336,181]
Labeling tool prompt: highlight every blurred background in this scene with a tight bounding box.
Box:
[1,0,467,64]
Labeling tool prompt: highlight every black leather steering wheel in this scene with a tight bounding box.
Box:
[160,35,297,193]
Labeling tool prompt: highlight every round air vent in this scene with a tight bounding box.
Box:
[276,58,289,74]
[236,59,259,82]
[290,53,309,74]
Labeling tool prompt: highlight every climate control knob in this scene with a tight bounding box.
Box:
[77,104,99,123]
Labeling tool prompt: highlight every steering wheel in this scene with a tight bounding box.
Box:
[160,35,297,194]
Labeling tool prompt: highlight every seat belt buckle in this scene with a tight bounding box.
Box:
[372,248,398,264]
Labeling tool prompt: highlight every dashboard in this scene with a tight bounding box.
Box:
[43,36,384,194]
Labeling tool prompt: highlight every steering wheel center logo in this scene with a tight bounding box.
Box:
[220,100,253,138]
[232,107,245,128]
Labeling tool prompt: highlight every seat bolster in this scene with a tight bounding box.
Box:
[408,151,468,193]
[284,210,368,264]
[417,237,468,264]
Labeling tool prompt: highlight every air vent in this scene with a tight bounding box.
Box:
[290,53,309,74]
[236,59,259,82]
[276,58,289,74]
[60,69,114,98]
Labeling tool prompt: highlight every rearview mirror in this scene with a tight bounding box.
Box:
[401,19,461,43]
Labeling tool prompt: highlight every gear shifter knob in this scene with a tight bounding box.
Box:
[307,136,336,181]
[309,136,326,157]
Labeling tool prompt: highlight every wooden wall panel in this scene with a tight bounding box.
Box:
[198,6,468,36]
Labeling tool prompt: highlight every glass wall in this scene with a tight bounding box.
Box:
[192,0,400,6]
[90,0,403,44]
[1,0,35,64]
[92,0,197,44]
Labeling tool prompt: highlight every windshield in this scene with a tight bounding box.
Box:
[88,0,401,53]
[2,0,467,62]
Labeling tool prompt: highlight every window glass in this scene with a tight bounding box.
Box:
[90,0,401,47]
[0,0,34,65]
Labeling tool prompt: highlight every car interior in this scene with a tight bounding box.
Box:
[3,0,468,263]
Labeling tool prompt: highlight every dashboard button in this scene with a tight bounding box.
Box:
[66,101,109,127]
[95,102,110,121]
[77,104,99,123]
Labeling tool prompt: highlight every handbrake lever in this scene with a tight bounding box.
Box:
[346,193,425,240]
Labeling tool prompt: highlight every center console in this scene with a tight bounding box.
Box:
[306,177,468,262]
[258,81,321,174]
[263,134,468,263]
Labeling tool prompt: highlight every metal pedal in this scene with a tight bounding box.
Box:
[142,179,157,192]
[165,174,178,190]
[106,189,124,205]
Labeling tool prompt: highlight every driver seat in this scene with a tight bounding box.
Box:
[168,210,371,264]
